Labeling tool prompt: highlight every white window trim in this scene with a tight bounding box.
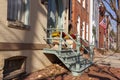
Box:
[82,0,85,8]
[86,24,89,41]
[77,0,81,3]
[82,21,85,39]
[77,16,80,38]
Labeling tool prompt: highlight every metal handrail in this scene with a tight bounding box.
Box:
[62,31,80,55]
[79,37,94,61]
[79,36,94,48]
[46,27,93,57]
[64,33,77,44]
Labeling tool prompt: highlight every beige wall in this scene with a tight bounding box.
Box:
[0,0,47,44]
[0,0,69,75]
[0,0,7,24]
[0,0,52,74]
[0,50,52,73]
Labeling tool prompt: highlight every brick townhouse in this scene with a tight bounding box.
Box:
[70,0,90,46]
[99,3,109,49]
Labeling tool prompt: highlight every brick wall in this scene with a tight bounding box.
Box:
[99,16,105,48]
[99,5,109,48]
[71,0,89,40]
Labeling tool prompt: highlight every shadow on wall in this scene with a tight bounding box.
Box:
[20,0,48,73]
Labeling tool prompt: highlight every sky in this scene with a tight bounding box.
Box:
[103,0,117,32]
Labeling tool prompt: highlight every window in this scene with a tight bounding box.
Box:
[86,24,89,41]
[69,0,72,20]
[82,21,85,39]
[86,0,89,12]
[7,0,30,30]
[82,0,85,8]
[77,16,80,38]
[77,0,81,3]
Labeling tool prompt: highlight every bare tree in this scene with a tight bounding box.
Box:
[102,0,120,50]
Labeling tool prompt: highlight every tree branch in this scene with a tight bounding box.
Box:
[111,0,118,14]
[106,8,117,21]
[102,0,117,21]
[118,0,120,9]
[103,0,113,10]
[111,0,116,9]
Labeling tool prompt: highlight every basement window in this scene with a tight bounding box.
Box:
[3,56,26,79]
[7,0,30,30]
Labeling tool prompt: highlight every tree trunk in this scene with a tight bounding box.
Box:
[117,23,120,50]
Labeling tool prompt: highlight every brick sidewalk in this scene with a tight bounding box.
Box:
[94,49,120,68]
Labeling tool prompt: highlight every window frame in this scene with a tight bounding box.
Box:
[86,24,89,41]
[77,16,81,38]
[7,0,30,30]
[77,0,81,3]
[82,21,85,39]
[82,0,86,8]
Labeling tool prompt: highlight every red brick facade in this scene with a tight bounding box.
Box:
[99,5,109,48]
[71,0,90,41]
[99,15,105,48]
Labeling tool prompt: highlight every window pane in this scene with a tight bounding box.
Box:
[77,16,80,38]
[77,0,81,3]
[7,0,22,21]
[7,0,30,28]
[86,24,89,40]
[82,0,85,8]
[82,22,85,39]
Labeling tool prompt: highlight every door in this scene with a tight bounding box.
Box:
[47,0,63,43]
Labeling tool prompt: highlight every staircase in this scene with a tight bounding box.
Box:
[43,27,94,76]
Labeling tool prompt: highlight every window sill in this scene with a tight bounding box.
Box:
[8,21,30,30]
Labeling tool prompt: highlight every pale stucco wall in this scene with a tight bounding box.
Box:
[0,0,47,44]
[62,0,69,33]
[0,50,52,73]
[0,0,69,75]
[0,0,52,74]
